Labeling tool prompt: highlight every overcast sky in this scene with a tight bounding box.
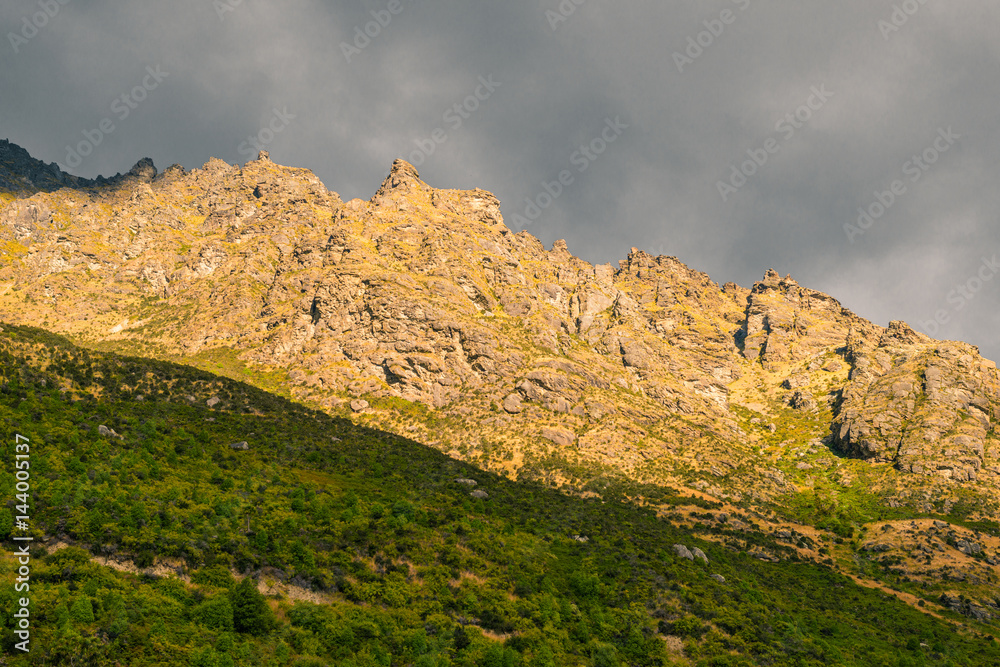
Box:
[3,0,999,361]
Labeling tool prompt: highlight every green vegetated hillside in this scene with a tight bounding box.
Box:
[0,323,997,666]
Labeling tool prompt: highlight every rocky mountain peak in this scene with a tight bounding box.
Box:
[882,319,928,346]
[373,158,423,194]
[388,157,421,182]
[127,157,158,182]
[368,159,430,212]
[753,268,799,293]
[0,138,76,192]
[550,238,572,261]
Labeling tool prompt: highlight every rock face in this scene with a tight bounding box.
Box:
[1,139,999,509]
[833,321,1000,482]
[741,270,875,368]
[939,594,993,621]
[0,139,92,193]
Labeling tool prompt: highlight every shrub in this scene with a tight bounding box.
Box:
[70,597,94,624]
[193,595,235,631]
[192,565,237,589]
[590,642,620,667]
[230,576,274,636]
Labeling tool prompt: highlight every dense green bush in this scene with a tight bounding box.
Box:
[229,577,274,636]
[193,596,235,631]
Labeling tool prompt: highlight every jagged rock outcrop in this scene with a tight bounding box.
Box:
[833,321,1000,482]
[740,269,879,368]
[0,139,79,192]
[1,139,999,508]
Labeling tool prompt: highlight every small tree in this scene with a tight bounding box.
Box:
[453,625,471,651]
[108,609,129,638]
[230,577,274,635]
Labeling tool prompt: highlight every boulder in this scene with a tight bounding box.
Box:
[350,399,369,412]
[206,396,220,408]
[517,380,546,402]
[782,374,810,390]
[455,478,478,486]
[229,441,249,451]
[469,489,489,499]
[956,539,983,556]
[540,427,575,447]
[673,544,694,560]
[710,574,726,583]
[97,425,122,439]
[546,396,571,413]
[502,393,523,414]
[691,547,709,564]
[789,390,818,412]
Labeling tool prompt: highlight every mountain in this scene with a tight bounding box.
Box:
[2,139,1000,663]
[1,139,997,511]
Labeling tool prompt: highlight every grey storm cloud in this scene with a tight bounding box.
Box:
[2,0,999,360]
